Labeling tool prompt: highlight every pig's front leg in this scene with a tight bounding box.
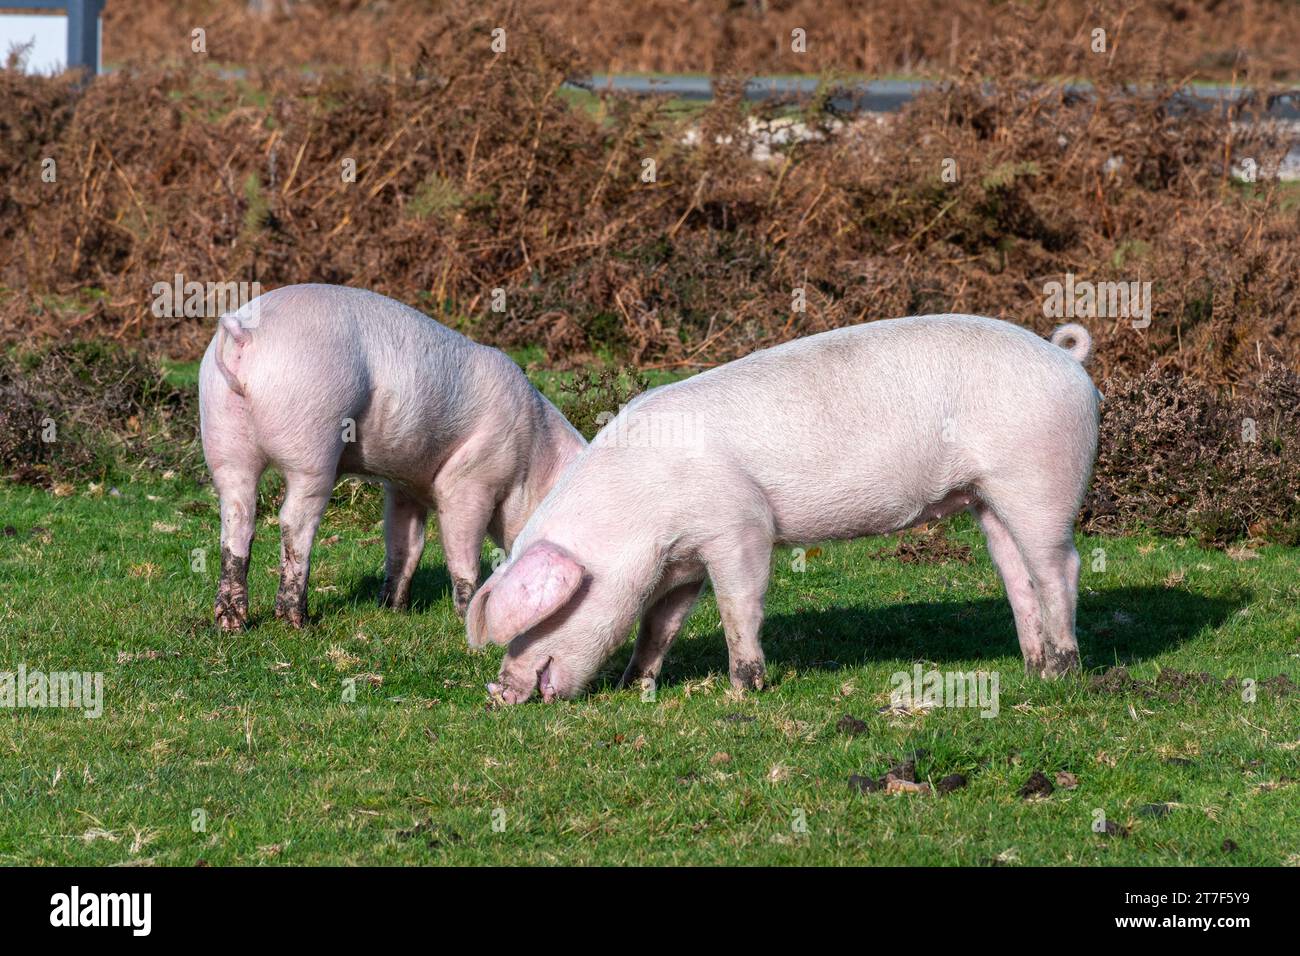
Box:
[378,486,428,611]
[619,581,705,691]
[433,481,498,617]
[702,531,773,692]
[274,471,333,628]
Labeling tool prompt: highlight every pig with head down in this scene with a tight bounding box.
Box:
[199,284,585,630]
[467,314,1101,703]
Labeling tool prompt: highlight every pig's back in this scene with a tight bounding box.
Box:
[218,284,517,479]
[238,283,470,380]
[234,284,489,419]
[628,315,1099,539]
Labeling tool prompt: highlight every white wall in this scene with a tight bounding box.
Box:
[0,13,68,74]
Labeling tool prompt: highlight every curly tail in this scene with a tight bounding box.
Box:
[214,313,248,397]
[1050,323,1092,363]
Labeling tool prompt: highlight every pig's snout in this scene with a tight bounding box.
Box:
[487,655,566,705]
[486,681,533,706]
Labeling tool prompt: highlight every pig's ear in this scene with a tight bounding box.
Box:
[470,542,584,647]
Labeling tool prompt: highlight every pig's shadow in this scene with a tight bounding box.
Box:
[615,585,1246,689]
[339,564,453,615]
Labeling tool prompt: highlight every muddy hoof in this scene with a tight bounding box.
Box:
[1036,648,1081,679]
[378,580,410,611]
[730,660,766,692]
[274,602,307,629]
[618,664,658,692]
[214,599,247,631]
[452,579,475,618]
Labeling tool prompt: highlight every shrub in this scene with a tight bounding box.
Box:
[0,342,198,486]
[555,366,650,440]
[2,1,1296,389]
[1083,361,1300,545]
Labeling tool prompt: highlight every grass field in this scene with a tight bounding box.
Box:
[1,445,1297,865]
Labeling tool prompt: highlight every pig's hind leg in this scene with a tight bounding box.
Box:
[975,484,1082,679]
[378,485,428,611]
[619,581,706,692]
[1029,538,1082,677]
[213,464,262,630]
[274,468,337,628]
[971,503,1046,672]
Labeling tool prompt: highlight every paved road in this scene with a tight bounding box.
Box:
[577,74,1300,120]
[577,74,1299,180]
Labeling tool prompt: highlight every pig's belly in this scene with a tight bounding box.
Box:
[768,485,976,546]
[335,441,437,504]
[334,402,453,504]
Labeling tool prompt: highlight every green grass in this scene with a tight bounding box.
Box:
[1,468,1296,866]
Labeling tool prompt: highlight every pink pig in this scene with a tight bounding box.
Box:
[467,314,1100,703]
[198,284,585,630]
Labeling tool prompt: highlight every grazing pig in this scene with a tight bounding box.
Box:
[468,314,1100,703]
[198,284,585,629]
